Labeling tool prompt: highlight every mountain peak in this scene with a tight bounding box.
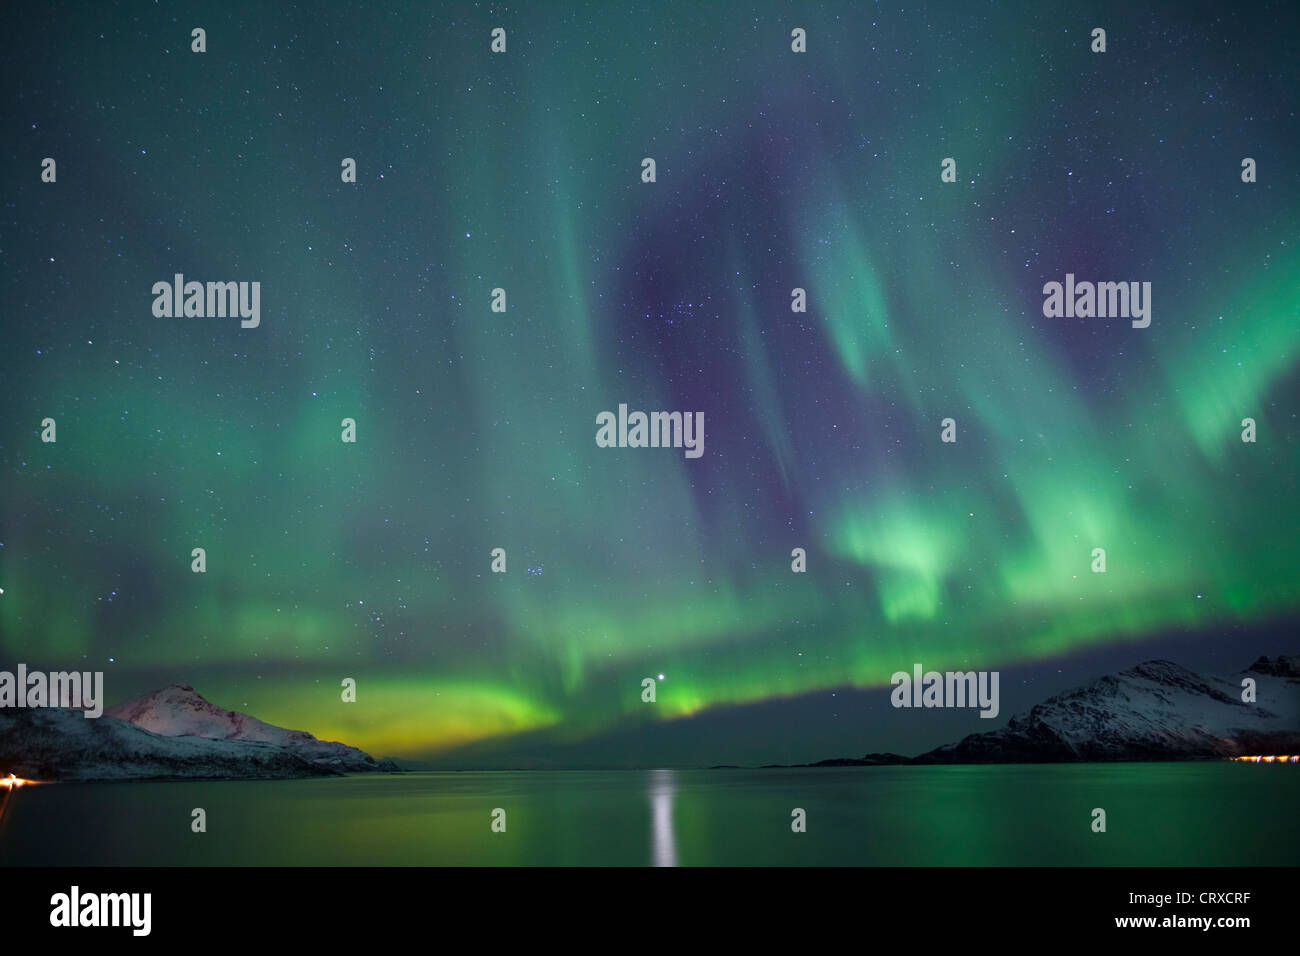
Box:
[814,654,1300,767]
[1122,659,1199,682]
[933,654,1300,762]
[1,681,400,782]
[107,683,248,737]
[1247,655,1300,678]
[105,683,397,773]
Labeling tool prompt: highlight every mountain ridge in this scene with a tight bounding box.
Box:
[804,655,1299,767]
[105,682,398,773]
[0,682,401,781]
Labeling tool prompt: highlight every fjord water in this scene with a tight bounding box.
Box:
[2,764,1296,866]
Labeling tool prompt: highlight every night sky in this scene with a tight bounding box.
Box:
[2,1,1297,768]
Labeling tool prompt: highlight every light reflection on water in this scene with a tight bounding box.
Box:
[649,769,677,867]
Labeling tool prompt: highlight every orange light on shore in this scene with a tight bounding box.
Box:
[0,772,44,789]
[1231,755,1298,763]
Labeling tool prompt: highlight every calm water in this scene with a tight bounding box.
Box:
[2,764,1295,866]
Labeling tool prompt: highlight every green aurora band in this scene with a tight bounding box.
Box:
[1,2,1296,759]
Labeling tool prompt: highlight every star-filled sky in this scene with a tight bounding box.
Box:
[2,1,1297,767]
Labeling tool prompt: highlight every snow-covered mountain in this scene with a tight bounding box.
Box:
[106,683,393,773]
[0,683,399,781]
[879,655,1298,764]
[0,707,336,781]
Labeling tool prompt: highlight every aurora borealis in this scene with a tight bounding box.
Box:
[1,1,1297,767]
